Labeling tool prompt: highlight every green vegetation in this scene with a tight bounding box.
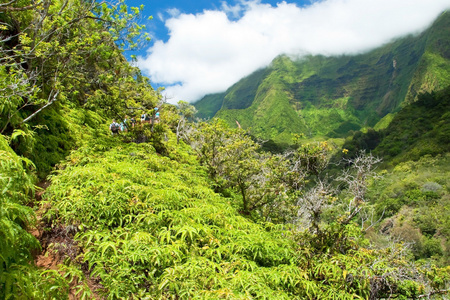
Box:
[0,134,70,299]
[341,85,450,165]
[1,0,449,299]
[405,12,450,103]
[216,64,309,144]
[367,154,450,265]
[39,128,446,299]
[376,88,450,164]
[193,91,227,120]
[0,0,160,177]
[337,86,450,272]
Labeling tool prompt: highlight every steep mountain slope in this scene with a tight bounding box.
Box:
[195,12,450,144]
[195,68,269,119]
[335,86,450,264]
[341,85,450,165]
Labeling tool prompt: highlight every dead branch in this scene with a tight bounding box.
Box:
[21,90,59,123]
[418,289,449,298]
[0,0,43,11]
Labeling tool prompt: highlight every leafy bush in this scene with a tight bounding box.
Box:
[421,182,443,193]
[367,154,450,266]
[421,237,443,258]
[39,132,445,299]
[0,134,69,299]
[43,139,305,298]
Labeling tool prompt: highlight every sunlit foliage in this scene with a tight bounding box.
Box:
[0,134,70,298]
[1,1,449,299]
[37,130,447,299]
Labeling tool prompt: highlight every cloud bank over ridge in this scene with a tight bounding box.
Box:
[138,0,450,103]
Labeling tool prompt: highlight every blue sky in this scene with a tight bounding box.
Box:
[124,0,450,103]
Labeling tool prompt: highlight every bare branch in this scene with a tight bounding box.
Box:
[361,207,385,232]
[0,0,20,8]
[21,90,59,123]
[0,0,43,12]
[337,151,382,225]
[296,179,335,233]
[418,289,449,298]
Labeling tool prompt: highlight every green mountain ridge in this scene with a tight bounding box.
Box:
[195,11,450,144]
[340,85,450,165]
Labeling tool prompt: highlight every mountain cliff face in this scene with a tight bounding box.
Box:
[195,12,450,144]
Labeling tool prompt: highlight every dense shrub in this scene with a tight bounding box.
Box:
[40,134,432,299]
[0,135,69,299]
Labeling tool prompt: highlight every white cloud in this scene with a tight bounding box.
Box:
[157,12,164,22]
[166,8,181,18]
[138,0,450,103]
[220,1,244,19]
[157,8,181,23]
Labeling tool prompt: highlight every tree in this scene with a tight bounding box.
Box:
[189,119,277,217]
[0,0,153,135]
[189,119,304,220]
[295,179,336,234]
[175,100,197,144]
[337,151,382,225]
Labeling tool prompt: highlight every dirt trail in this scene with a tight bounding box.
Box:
[32,180,103,299]
[32,181,58,268]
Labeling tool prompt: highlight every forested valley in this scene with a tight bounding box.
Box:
[1,0,449,299]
